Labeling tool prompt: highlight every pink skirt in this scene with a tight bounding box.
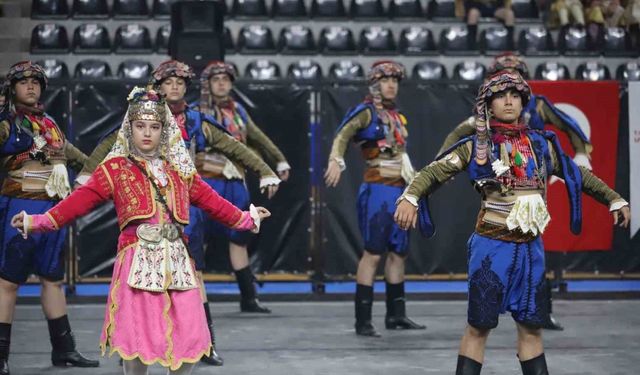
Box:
[99,242,211,371]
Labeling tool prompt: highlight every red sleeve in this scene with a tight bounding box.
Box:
[47,165,113,229]
[189,174,244,228]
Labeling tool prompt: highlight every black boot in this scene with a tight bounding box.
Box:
[520,353,549,375]
[235,266,271,313]
[48,315,99,368]
[384,281,425,330]
[201,303,224,366]
[354,284,380,337]
[456,355,482,375]
[0,323,10,375]
[542,279,564,331]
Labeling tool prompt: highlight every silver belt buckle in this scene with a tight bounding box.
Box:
[161,223,180,241]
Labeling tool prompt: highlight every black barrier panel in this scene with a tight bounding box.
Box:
[71,80,146,155]
[41,83,70,135]
[76,203,119,277]
[202,82,312,274]
[71,80,143,278]
[320,81,482,276]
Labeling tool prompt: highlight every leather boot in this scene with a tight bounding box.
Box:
[520,353,549,375]
[235,266,271,313]
[542,279,564,331]
[355,284,380,337]
[48,316,99,368]
[384,281,426,330]
[0,323,10,375]
[201,303,223,366]
[456,355,482,375]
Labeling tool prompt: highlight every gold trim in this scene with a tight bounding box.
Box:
[45,212,60,230]
[99,164,115,193]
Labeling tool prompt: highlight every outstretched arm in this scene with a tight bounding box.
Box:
[189,174,270,232]
[76,131,118,184]
[548,141,629,227]
[11,165,113,236]
[202,121,280,198]
[395,141,472,230]
[324,109,371,187]
[436,117,476,157]
[245,116,291,180]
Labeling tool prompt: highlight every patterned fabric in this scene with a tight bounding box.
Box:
[486,52,530,78]
[105,86,196,179]
[467,233,548,329]
[199,61,237,115]
[151,60,194,86]
[367,60,406,84]
[367,61,405,111]
[5,61,48,92]
[473,72,531,165]
[357,183,409,255]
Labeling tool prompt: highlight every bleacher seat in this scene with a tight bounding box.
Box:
[360,26,396,54]
[389,0,423,18]
[427,0,456,19]
[31,0,69,19]
[156,24,170,52]
[117,60,153,79]
[616,62,640,81]
[413,61,447,80]
[245,60,281,79]
[319,26,357,54]
[224,27,235,53]
[113,0,149,19]
[349,0,385,19]
[575,62,611,81]
[72,23,111,54]
[74,59,111,79]
[231,0,268,18]
[238,25,276,54]
[329,60,364,80]
[278,25,316,54]
[114,24,152,54]
[35,59,69,79]
[311,0,346,18]
[453,61,485,80]
[559,26,598,56]
[288,60,323,80]
[31,24,69,53]
[440,26,477,55]
[519,27,555,56]
[152,0,173,18]
[603,27,635,57]
[272,0,307,18]
[399,27,437,55]
[534,62,571,80]
[511,0,537,19]
[71,0,109,19]
[480,26,512,54]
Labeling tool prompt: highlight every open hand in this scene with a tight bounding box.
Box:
[324,160,342,187]
[394,200,418,231]
[613,206,631,228]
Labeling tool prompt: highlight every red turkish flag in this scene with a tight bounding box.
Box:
[528,81,620,251]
